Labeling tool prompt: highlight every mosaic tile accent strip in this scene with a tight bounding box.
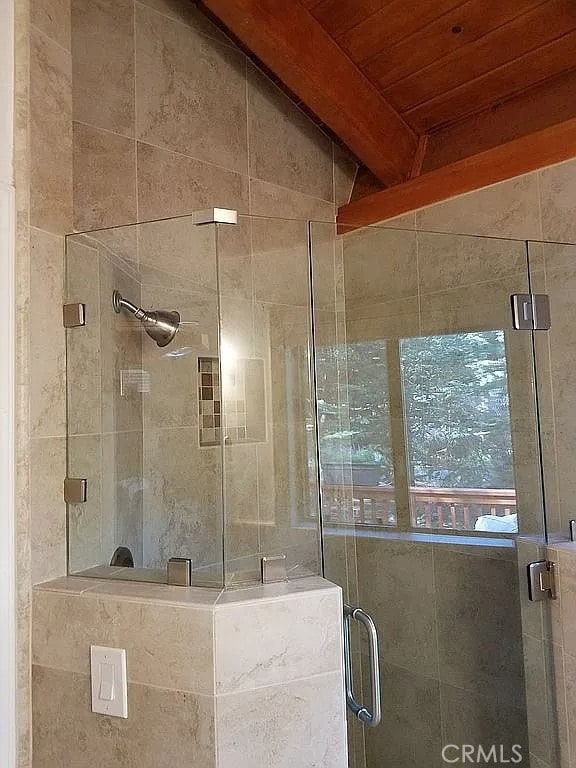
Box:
[198,357,222,446]
[199,357,266,446]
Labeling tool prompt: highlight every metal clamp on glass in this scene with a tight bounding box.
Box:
[343,603,381,728]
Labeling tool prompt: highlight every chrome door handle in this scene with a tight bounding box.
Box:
[343,604,381,728]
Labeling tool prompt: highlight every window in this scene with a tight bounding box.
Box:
[317,331,517,534]
[400,332,517,533]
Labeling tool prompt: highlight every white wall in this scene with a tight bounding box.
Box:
[0,0,16,763]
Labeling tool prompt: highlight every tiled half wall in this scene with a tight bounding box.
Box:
[32,576,347,768]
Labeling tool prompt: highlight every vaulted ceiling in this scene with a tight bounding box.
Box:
[199,0,576,228]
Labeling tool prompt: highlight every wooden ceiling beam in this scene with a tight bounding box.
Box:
[337,116,576,231]
[198,0,419,186]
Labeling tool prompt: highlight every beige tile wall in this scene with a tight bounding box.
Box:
[381,158,576,244]
[70,0,350,231]
[545,543,576,768]
[17,0,356,762]
[15,0,358,760]
[15,0,72,762]
[31,576,346,768]
[16,0,576,762]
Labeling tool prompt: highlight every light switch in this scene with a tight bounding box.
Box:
[99,662,115,701]
[90,646,128,718]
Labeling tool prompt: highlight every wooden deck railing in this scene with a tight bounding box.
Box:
[319,485,516,531]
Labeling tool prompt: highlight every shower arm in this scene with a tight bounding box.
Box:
[112,291,148,322]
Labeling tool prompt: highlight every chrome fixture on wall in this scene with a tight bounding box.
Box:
[112,290,180,347]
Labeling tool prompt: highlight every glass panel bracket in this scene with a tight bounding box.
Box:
[261,554,287,584]
[167,557,193,586]
[511,294,551,330]
[63,302,86,328]
[527,560,557,601]
[192,208,237,226]
[64,477,87,504]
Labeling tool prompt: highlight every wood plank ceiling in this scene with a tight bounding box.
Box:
[199,0,576,227]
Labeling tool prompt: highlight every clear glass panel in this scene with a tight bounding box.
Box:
[220,216,322,585]
[311,221,552,768]
[65,215,224,587]
[529,239,576,542]
[66,212,323,589]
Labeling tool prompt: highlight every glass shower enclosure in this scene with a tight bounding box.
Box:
[310,221,561,768]
[64,207,563,768]
[64,209,321,587]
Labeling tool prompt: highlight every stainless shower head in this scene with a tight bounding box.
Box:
[112,290,180,348]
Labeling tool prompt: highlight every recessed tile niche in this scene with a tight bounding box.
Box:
[198,356,266,446]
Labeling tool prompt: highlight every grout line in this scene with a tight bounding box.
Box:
[134,135,246,177]
[30,23,72,57]
[72,119,135,143]
[431,545,446,746]
[33,663,217,696]
[245,56,252,208]
[28,225,66,239]
[535,168,544,242]
[249,176,336,208]
[415,228,422,335]
[559,646,571,764]
[246,212,263,557]
[133,0,140,226]
[331,143,336,208]
[134,0,239,52]
[541,248,562,536]
[68,428,145,437]
[212,607,219,763]
[68,190,336,239]
[248,58,335,146]
[72,120,245,180]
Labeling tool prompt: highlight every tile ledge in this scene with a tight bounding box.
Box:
[34,575,223,608]
[215,576,341,607]
[34,576,342,609]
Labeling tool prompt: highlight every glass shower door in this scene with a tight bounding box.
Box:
[311,223,555,768]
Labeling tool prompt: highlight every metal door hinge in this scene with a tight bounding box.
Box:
[64,477,87,503]
[511,294,550,330]
[63,303,86,328]
[527,560,557,601]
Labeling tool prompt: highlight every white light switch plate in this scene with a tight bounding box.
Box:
[90,645,128,718]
